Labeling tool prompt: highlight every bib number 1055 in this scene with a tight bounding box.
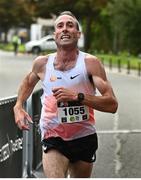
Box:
[63,106,85,116]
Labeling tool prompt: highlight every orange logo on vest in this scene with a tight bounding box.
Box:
[50,75,57,81]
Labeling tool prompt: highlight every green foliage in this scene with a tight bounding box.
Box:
[107,0,141,55]
[1,0,141,54]
[0,0,36,42]
[35,0,74,18]
[0,43,25,53]
[35,0,109,51]
[96,52,140,70]
[123,0,141,54]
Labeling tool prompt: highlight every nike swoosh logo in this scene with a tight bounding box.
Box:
[70,74,80,79]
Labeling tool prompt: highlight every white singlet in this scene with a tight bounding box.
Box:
[40,51,96,140]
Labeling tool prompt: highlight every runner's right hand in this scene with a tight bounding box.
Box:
[13,106,33,130]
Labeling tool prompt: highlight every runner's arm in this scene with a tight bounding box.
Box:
[15,71,39,108]
[82,56,118,113]
[52,55,118,113]
[13,56,46,129]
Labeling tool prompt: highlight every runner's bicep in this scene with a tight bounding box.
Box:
[92,76,113,96]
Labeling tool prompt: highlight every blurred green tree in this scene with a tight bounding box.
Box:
[108,0,141,55]
[35,0,108,51]
[0,0,36,42]
[1,0,141,54]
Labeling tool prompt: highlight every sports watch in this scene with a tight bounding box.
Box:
[77,93,85,102]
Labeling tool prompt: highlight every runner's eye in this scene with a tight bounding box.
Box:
[56,23,63,29]
[67,22,74,28]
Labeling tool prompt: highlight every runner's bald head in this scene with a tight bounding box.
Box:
[54,11,80,31]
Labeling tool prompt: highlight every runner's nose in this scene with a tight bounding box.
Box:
[62,24,68,32]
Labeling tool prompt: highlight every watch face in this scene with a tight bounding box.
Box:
[78,93,84,102]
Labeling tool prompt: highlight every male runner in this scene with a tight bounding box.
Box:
[13,11,118,178]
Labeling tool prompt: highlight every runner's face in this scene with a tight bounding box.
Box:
[54,15,81,48]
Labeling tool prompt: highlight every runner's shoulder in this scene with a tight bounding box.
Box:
[33,53,56,68]
[85,52,103,67]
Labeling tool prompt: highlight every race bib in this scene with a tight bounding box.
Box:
[57,105,89,123]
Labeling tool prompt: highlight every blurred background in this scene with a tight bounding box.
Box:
[0,0,141,178]
[0,0,141,55]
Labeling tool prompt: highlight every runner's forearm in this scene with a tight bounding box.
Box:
[82,94,118,113]
[15,73,39,108]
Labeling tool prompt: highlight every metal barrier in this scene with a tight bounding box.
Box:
[0,96,23,178]
[32,89,43,171]
[22,89,43,178]
[0,89,43,178]
[104,58,141,76]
